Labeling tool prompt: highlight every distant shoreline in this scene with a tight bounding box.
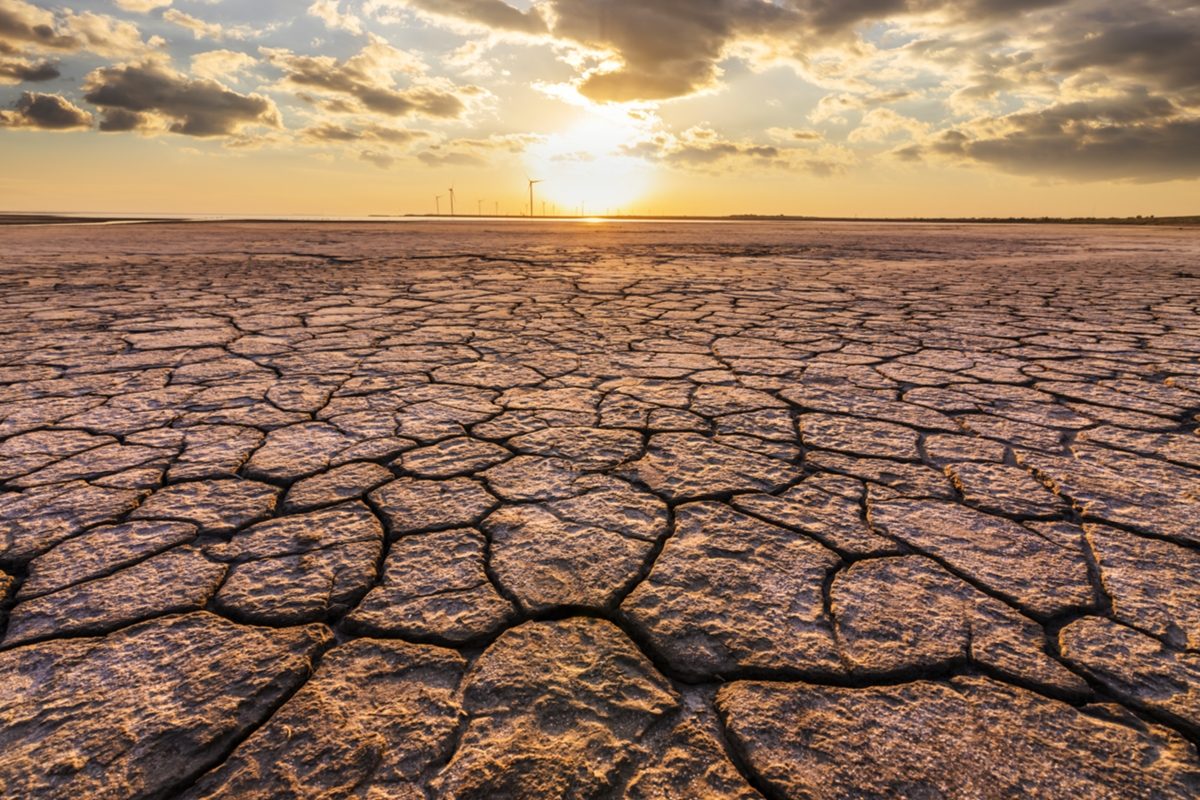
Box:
[2,212,1197,227]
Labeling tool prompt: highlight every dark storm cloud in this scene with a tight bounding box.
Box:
[83,59,280,136]
[265,43,476,118]
[927,93,1200,181]
[0,91,92,130]
[0,58,60,83]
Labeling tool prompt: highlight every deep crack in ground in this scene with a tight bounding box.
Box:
[1,220,1199,798]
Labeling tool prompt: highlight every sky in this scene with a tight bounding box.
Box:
[1,0,1198,217]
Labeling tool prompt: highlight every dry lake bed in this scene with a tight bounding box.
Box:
[1,219,1199,798]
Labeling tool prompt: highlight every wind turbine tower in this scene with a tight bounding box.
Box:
[448,186,455,216]
[528,178,543,218]
[435,195,442,216]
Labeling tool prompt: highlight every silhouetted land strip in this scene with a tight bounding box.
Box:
[2,213,1198,226]
[725,214,1200,226]
[0,214,171,226]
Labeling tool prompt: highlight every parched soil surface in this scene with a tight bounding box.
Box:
[1,220,1199,798]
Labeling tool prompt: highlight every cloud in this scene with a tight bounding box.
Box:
[381,0,1194,135]
[265,38,482,118]
[625,126,780,168]
[767,127,824,142]
[0,91,92,130]
[417,150,487,167]
[847,107,928,143]
[659,126,781,166]
[114,0,173,13]
[388,0,1063,104]
[0,57,59,84]
[308,0,363,35]
[2,0,1196,189]
[190,49,258,81]
[300,121,429,145]
[163,10,224,40]
[915,91,1200,181]
[621,122,856,176]
[82,57,281,136]
[0,1,154,58]
[367,0,808,102]
[416,132,541,167]
[890,142,924,162]
[809,89,914,124]
[0,1,77,52]
[548,0,800,102]
[163,9,256,42]
[1048,12,1200,103]
[360,150,397,168]
[377,0,548,35]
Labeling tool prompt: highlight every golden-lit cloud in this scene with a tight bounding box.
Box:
[0,55,59,85]
[301,120,428,144]
[408,132,540,171]
[114,0,172,13]
[914,91,1200,181]
[378,0,548,35]
[83,57,280,136]
[190,50,259,82]
[0,90,91,129]
[307,0,364,36]
[0,0,157,58]
[264,38,485,119]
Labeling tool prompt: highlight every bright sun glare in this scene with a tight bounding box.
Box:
[523,114,655,215]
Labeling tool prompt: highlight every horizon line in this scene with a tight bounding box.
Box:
[2,212,1199,228]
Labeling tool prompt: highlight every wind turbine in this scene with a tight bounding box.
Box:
[527,177,543,218]
[477,199,483,216]
[448,185,455,216]
[435,195,442,216]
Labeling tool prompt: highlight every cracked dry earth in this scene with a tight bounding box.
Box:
[1,221,1199,800]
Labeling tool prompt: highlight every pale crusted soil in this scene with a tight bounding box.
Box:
[1,220,1199,798]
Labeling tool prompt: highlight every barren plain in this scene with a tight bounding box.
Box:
[1,220,1199,798]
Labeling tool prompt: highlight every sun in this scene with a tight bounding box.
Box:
[523,114,655,215]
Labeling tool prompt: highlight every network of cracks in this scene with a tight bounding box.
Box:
[1,223,1199,798]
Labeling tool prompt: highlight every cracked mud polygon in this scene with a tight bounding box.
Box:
[2,220,1199,798]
